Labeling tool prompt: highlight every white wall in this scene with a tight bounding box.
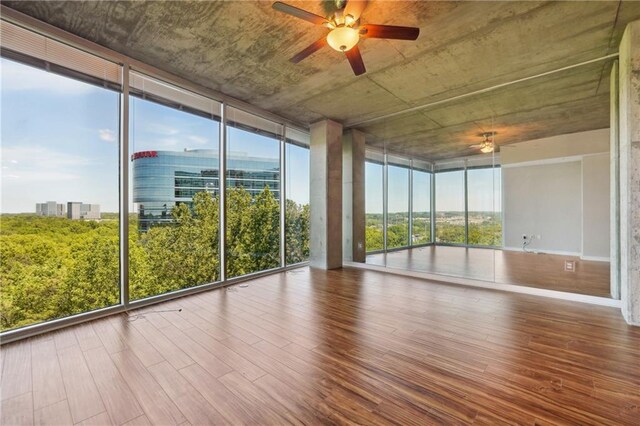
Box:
[501,129,610,259]
[501,128,610,164]
[503,160,583,254]
[582,153,610,260]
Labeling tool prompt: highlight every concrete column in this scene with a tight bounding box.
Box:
[310,119,343,269]
[619,20,640,325]
[342,129,366,262]
[610,60,621,300]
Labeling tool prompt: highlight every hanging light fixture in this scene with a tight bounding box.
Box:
[326,24,360,52]
[471,132,497,153]
[480,139,494,153]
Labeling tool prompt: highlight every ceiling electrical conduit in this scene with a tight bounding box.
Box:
[344,53,620,128]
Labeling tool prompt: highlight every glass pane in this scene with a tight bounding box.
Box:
[365,161,384,252]
[1,57,120,331]
[285,142,310,265]
[226,108,281,278]
[467,167,502,246]
[129,75,220,301]
[387,165,409,249]
[435,170,465,244]
[412,170,431,245]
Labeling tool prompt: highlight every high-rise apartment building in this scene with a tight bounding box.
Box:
[35,201,66,217]
[67,202,100,220]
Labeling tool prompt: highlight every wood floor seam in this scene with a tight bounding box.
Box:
[2,267,638,425]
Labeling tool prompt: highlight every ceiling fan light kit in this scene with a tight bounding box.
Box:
[327,26,359,52]
[472,131,498,154]
[272,0,420,76]
[480,144,495,154]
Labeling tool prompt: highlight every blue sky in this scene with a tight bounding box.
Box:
[1,58,120,213]
[2,56,497,215]
[1,58,310,213]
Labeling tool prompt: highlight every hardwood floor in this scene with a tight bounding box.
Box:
[2,267,638,425]
[367,246,611,297]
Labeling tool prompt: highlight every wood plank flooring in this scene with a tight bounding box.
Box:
[1,267,638,425]
[367,246,611,297]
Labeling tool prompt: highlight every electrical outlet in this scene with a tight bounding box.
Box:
[564,260,576,272]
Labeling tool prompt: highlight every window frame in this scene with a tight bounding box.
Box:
[0,17,310,344]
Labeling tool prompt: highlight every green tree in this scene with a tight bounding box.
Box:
[133,191,220,299]
[285,199,310,264]
[0,187,310,332]
[226,187,254,278]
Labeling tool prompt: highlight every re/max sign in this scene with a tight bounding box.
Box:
[131,151,158,161]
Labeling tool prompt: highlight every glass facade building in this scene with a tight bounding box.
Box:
[132,149,280,231]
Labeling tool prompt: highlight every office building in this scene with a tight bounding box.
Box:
[132,149,279,231]
[67,202,100,220]
[35,201,65,217]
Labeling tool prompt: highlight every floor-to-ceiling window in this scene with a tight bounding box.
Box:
[467,166,502,246]
[412,165,432,245]
[1,46,121,330]
[435,169,466,244]
[285,129,310,265]
[225,107,282,278]
[128,72,221,301]
[0,20,312,341]
[365,155,384,252]
[387,158,410,249]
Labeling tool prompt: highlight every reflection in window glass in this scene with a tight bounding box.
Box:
[1,58,120,331]
[365,161,384,252]
[412,170,431,245]
[387,165,410,249]
[226,126,281,278]
[285,143,310,265]
[129,87,220,301]
[435,170,466,244]
[467,167,502,246]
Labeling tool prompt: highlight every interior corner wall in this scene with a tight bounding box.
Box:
[500,129,611,257]
[582,153,611,260]
[503,160,583,254]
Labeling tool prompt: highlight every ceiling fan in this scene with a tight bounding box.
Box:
[272,0,420,76]
[470,132,497,153]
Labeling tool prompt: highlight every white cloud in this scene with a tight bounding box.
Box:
[2,146,91,178]
[98,129,117,143]
[156,137,181,148]
[2,171,79,182]
[144,122,180,136]
[0,59,94,95]
[187,135,209,145]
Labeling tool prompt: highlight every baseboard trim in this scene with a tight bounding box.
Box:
[502,246,582,257]
[344,261,621,309]
[580,255,611,262]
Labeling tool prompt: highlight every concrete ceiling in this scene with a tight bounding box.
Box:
[5,1,640,160]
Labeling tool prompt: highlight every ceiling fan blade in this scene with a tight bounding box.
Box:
[344,0,368,21]
[272,2,328,26]
[290,38,327,63]
[469,144,484,149]
[345,46,366,76]
[360,24,420,40]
